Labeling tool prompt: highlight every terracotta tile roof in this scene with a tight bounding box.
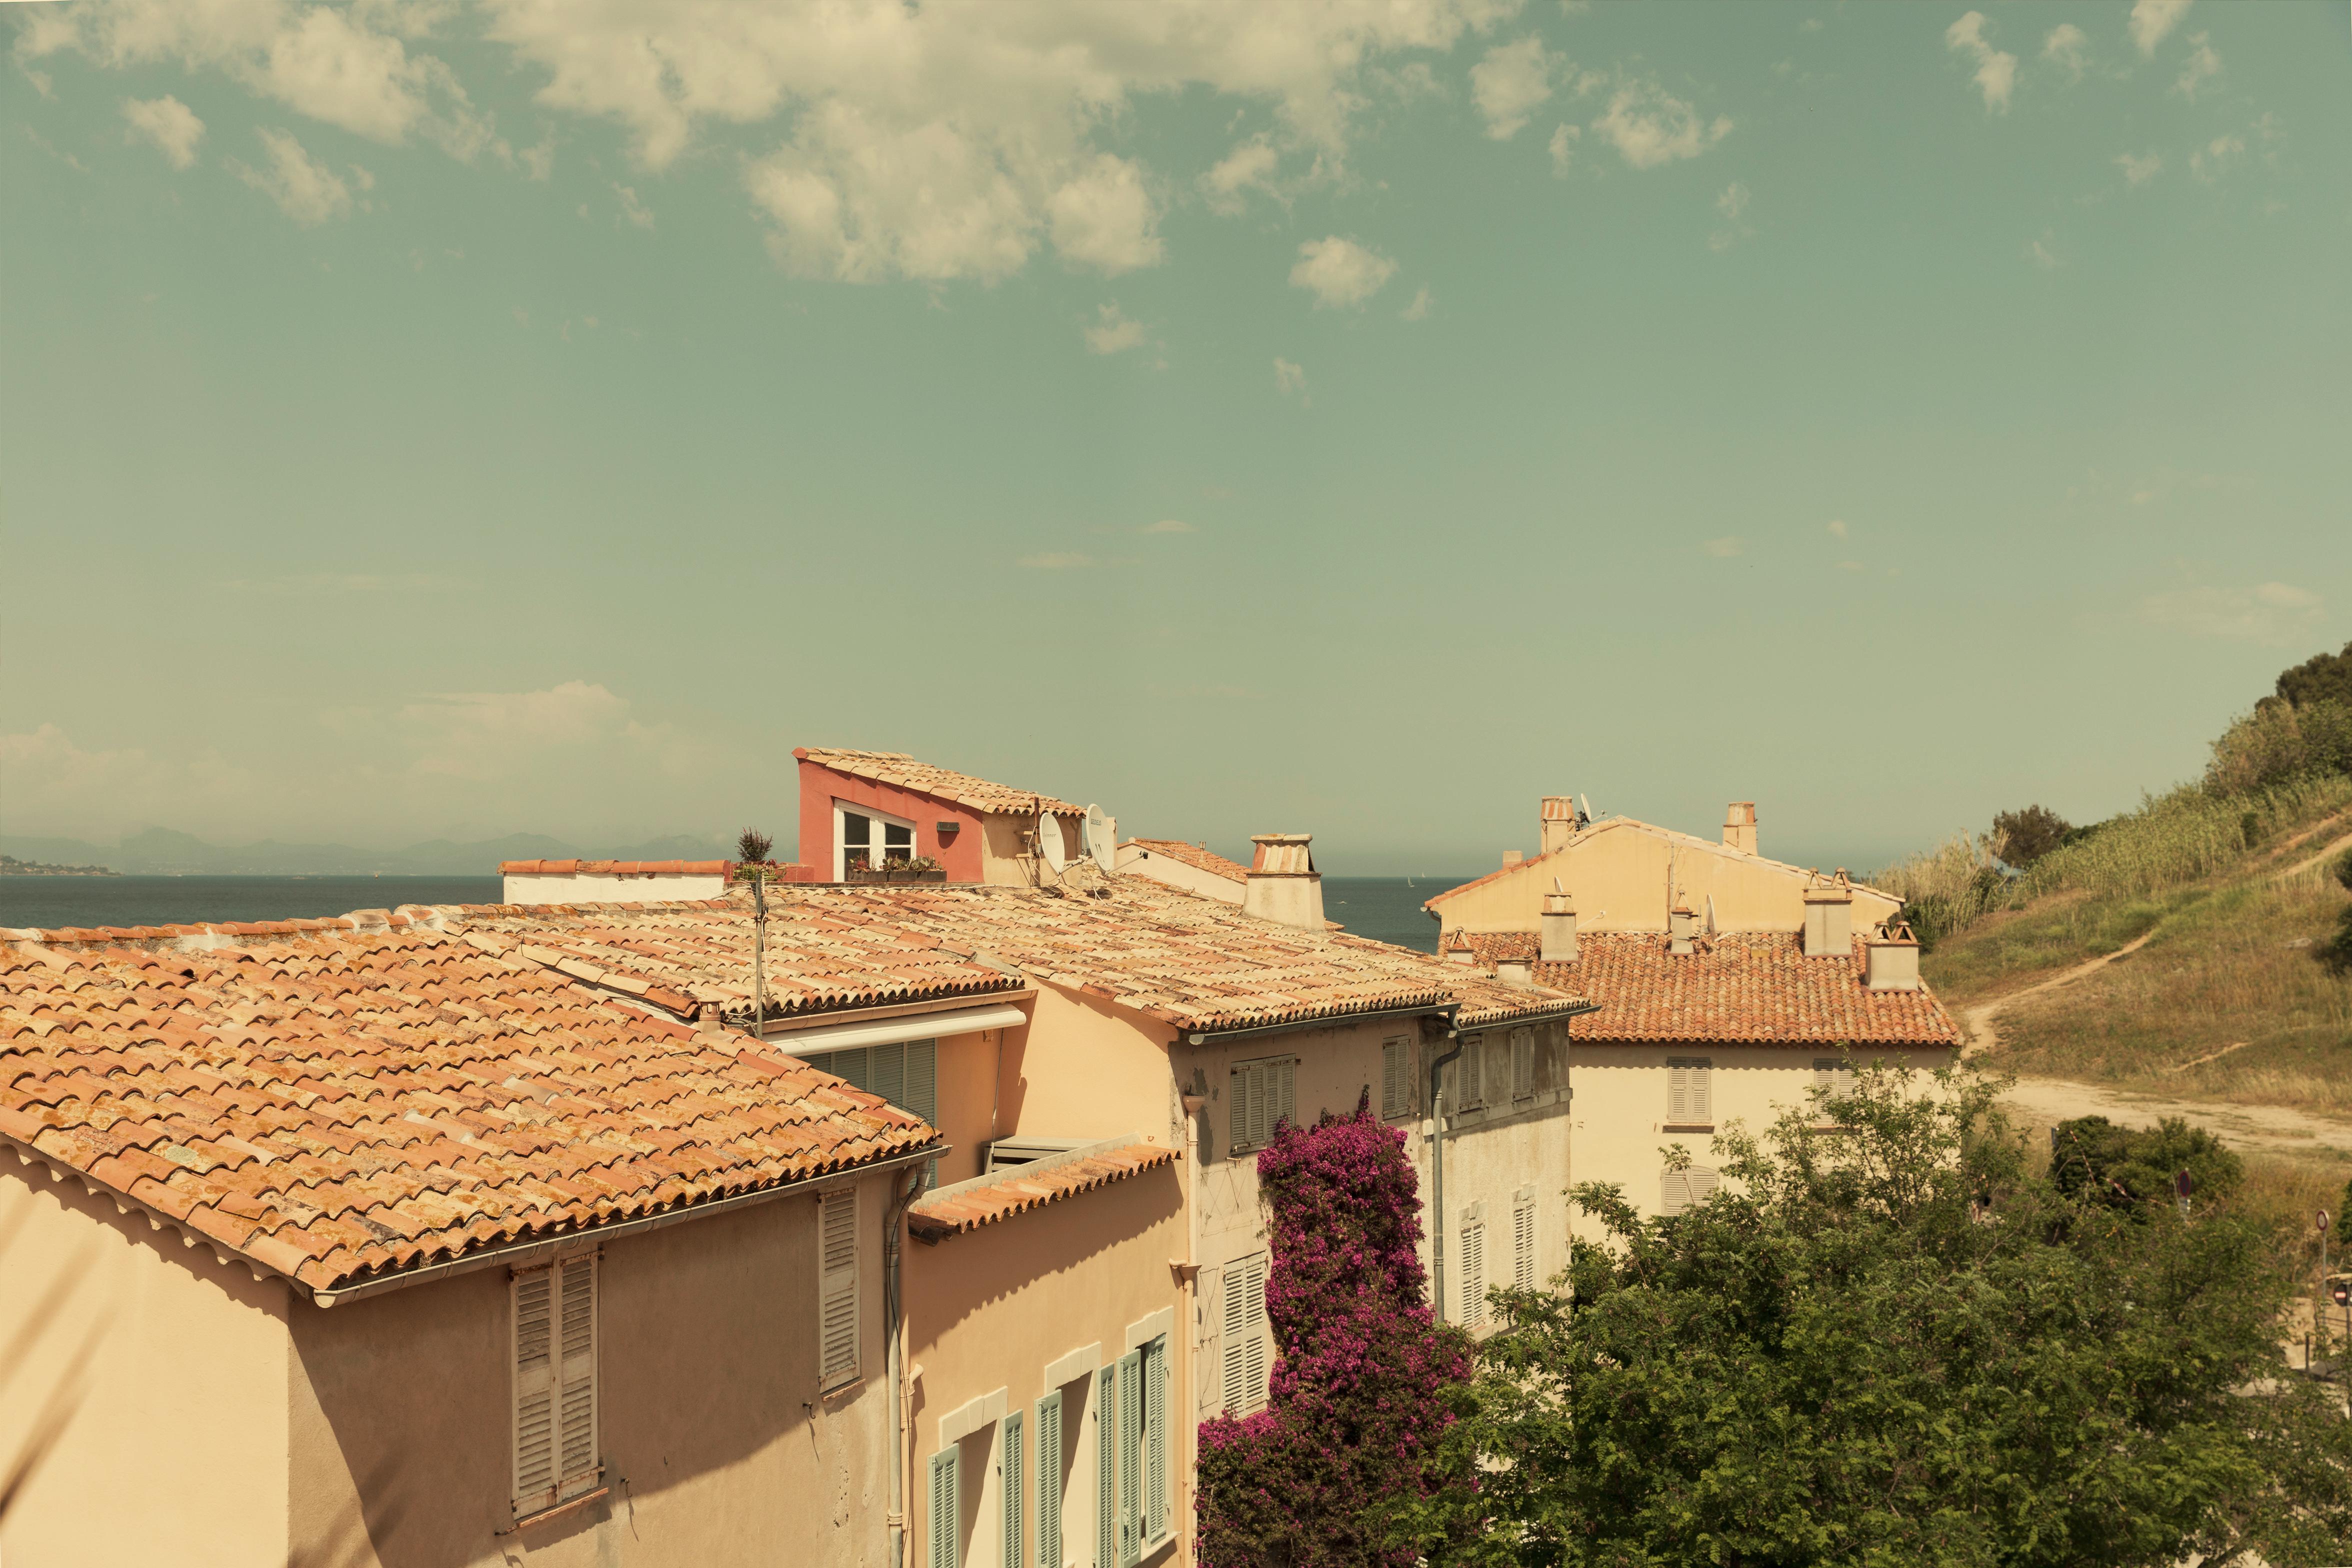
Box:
[444,900,1028,1026]
[1420,817,1900,910]
[1119,839,1251,884]
[908,1134,1176,1240]
[737,876,1588,1036]
[795,748,1084,816]
[0,917,940,1298]
[1442,930,1955,1046]
[499,860,729,876]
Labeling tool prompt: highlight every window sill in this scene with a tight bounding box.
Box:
[1661,1124,1716,1134]
[1140,1532,1178,1566]
[502,1484,610,1536]
[820,1372,864,1402]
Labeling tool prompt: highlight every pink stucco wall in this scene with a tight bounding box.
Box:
[794,758,991,882]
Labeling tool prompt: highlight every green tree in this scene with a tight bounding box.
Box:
[1394,1062,2352,1568]
[2049,1114,2242,1215]
[1991,804,2072,866]
[2277,641,2352,712]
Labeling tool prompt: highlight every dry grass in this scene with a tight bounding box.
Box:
[2016,774,2352,904]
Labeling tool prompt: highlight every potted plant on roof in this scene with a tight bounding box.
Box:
[848,854,946,884]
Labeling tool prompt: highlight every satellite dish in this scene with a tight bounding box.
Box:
[1580,793,1594,823]
[1084,804,1116,873]
[1036,810,1068,874]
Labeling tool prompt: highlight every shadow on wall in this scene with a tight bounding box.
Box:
[0,1189,108,1530]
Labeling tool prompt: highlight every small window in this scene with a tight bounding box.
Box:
[1512,1196,1536,1292]
[1228,1056,1296,1153]
[1661,1166,1722,1216]
[1380,1038,1413,1120]
[1666,1057,1712,1126]
[1510,1028,1535,1102]
[1219,1254,1270,1416]
[818,1188,860,1388]
[1458,1216,1486,1328]
[817,1038,940,1188]
[1814,1056,1858,1116]
[512,1252,599,1518]
[837,800,917,876]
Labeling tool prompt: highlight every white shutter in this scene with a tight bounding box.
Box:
[1220,1260,1249,1414]
[1144,1336,1168,1544]
[930,1448,960,1568]
[1513,1200,1536,1292]
[1458,1222,1485,1328]
[1004,1408,1026,1568]
[556,1254,598,1492]
[819,1188,860,1386]
[1692,1062,1712,1122]
[1667,1058,1712,1124]
[1688,1166,1720,1205]
[512,1267,557,1508]
[1116,1351,1142,1568]
[1244,1254,1268,1412]
[1036,1392,1063,1568]
[1095,1368,1116,1568]
[1512,1030,1534,1102]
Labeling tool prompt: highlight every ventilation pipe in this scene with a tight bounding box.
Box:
[1722,801,1758,856]
[1804,871,1854,958]
[1243,834,1325,932]
[1540,882,1579,964]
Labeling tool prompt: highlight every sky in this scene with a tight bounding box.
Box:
[3,0,2348,876]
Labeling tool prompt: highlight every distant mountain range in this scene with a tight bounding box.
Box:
[0,828,734,877]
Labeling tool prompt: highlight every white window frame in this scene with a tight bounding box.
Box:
[511,1248,600,1519]
[1227,1055,1296,1156]
[836,798,918,880]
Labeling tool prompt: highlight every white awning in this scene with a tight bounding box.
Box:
[760,1002,1030,1056]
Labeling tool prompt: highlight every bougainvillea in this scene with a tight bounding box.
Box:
[1196,1090,1469,1568]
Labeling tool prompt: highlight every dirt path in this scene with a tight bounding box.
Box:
[2276,828,2352,882]
[1999,1074,2352,1158]
[1960,930,2158,1057]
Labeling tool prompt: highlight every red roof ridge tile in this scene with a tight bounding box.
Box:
[498,860,731,876]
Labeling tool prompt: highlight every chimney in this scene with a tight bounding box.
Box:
[1804,870,1854,958]
[1668,899,1697,956]
[1494,954,1536,988]
[1441,930,1478,966]
[1723,801,1758,856]
[1244,834,1326,932]
[1540,882,1578,964]
[1501,849,1524,870]
[1864,921,1922,990]
[1540,796,1578,856]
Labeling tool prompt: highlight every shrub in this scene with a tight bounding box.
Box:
[2049,1114,2244,1216]
[2020,775,2352,904]
[1196,1092,1468,1568]
[2207,697,2352,794]
[1992,804,2073,866]
[735,828,773,864]
[2277,640,2352,711]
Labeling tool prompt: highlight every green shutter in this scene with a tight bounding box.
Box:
[1004,1409,1026,1568]
[1144,1336,1168,1544]
[832,1046,872,1093]
[1096,1369,1116,1568]
[1036,1392,1062,1568]
[872,1040,907,1109]
[1116,1350,1142,1568]
[906,1038,939,1188]
[930,1448,960,1568]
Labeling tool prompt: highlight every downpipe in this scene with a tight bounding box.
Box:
[1427,1024,1464,1326]
[886,1164,925,1568]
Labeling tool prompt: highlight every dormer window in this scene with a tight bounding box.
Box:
[836,802,916,878]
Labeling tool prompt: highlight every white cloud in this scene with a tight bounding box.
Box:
[1400,285,1432,321]
[1546,121,1579,175]
[1708,181,1752,252]
[1944,12,2017,114]
[122,94,204,168]
[1201,138,1279,216]
[1273,358,1307,398]
[1826,519,1848,538]
[1084,304,1148,355]
[520,135,554,181]
[1592,79,1730,168]
[2173,32,2221,100]
[0,724,257,842]
[229,128,354,225]
[1470,36,1554,140]
[1020,552,1092,569]
[2116,151,2162,188]
[2190,133,2244,183]
[1048,154,1162,274]
[1288,236,1398,309]
[613,182,654,230]
[1140,519,1194,534]
[2026,228,2059,268]
[2128,0,2193,58]
[2140,581,2321,644]
[1703,536,1742,558]
[2040,24,2088,82]
[400,680,636,780]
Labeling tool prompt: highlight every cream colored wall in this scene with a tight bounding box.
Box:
[905,1165,1188,1568]
[1112,846,1243,905]
[502,872,729,904]
[993,984,1185,1149]
[978,815,1083,886]
[1408,1022,1574,1326]
[1430,824,1901,936]
[934,1029,1002,1186]
[1565,1043,1954,1234]
[0,1170,294,1568]
[284,1170,899,1568]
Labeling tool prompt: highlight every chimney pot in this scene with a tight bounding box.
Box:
[1494,955,1536,988]
[1723,801,1758,856]
[1540,882,1578,964]
[1668,900,1698,956]
[1244,834,1325,932]
[1864,922,1922,990]
[1540,795,1578,856]
[1804,877,1854,957]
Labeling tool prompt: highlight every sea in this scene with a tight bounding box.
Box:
[0,872,1460,952]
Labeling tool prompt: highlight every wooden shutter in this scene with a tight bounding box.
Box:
[1242,1254,1268,1412]
[1667,1057,1712,1124]
[556,1254,598,1492]
[1512,1030,1534,1101]
[1464,1037,1484,1108]
[1270,1058,1296,1134]
[930,1448,960,1568]
[1143,1336,1168,1544]
[1512,1200,1536,1292]
[1120,1352,1144,1554]
[1004,1408,1026,1568]
[818,1188,860,1386]
[1380,1039,1408,1119]
[1035,1392,1062,1568]
[906,1040,939,1188]
[1219,1258,1249,1414]
[1228,1064,1253,1150]
[1458,1221,1485,1328]
[1688,1166,1721,1205]
[1662,1168,1716,1216]
[1094,1368,1116,1568]
[512,1266,557,1508]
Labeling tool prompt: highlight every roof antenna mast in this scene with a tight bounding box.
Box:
[736,827,774,1032]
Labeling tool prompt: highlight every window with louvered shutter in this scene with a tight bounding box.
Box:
[1512,1199,1536,1292]
[511,1268,556,1509]
[904,1040,938,1187]
[1115,1350,1142,1568]
[870,1040,907,1109]
[830,1046,872,1092]
[1270,1058,1295,1133]
[1511,1029,1534,1102]
[1813,1056,1856,1119]
[1228,1058,1296,1152]
[1142,1335,1168,1546]
[1004,1408,1026,1568]
[1458,1220,1486,1328]
[1662,1165,1720,1216]
[818,1188,860,1388]
[930,1448,960,1568]
[1666,1057,1712,1124]
[1460,1036,1484,1109]
[1219,1252,1270,1416]
[1095,1368,1116,1568]
[512,1254,599,1516]
[1688,1166,1720,1205]
[1035,1392,1062,1568]
[1380,1038,1410,1119]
